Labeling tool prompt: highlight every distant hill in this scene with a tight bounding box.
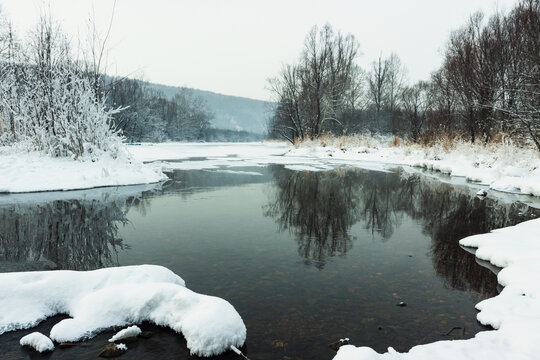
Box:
[147,82,273,134]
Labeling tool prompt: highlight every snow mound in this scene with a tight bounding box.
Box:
[333,218,540,360]
[19,332,54,352]
[0,148,166,193]
[109,325,142,342]
[0,265,246,357]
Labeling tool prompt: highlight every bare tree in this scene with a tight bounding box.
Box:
[269,24,360,142]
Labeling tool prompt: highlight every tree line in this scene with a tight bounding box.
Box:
[105,77,213,142]
[268,0,539,150]
[0,10,256,157]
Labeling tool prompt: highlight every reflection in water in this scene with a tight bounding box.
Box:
[0,195,142,271]
[1,165,539,359]
[263,168,356,268]
[265,166,540,294]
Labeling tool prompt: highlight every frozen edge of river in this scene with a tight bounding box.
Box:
[0,147,166,193]
[334,218,540,360]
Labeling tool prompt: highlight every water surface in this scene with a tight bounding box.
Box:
[1,165,539,359]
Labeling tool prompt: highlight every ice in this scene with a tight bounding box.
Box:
[0,147,166,193]
[19,332,54,352]
[109,325,142,342]
[0,265,246,357]
[333,218,540,360]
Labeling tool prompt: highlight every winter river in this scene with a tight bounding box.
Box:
[1,164,539,359]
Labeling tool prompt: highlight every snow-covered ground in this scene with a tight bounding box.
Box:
[287,137,540,197]
[0,145,165,193]
[334,218,540,360]
[2,139,537,195]
[126,140,539,198]
[0,265,246,357]
[127,141,393,173]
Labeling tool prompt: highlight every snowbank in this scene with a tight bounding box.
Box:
[19,332,55,352]
[288,137,540,197]
[109,325,142,342]
[0,265,246,357]
[0,146,166,193]
[333,218,540,360]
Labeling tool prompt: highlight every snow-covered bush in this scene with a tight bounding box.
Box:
[0,14,123,160]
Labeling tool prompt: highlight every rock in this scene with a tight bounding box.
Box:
[329,338,349,351]
[99,343,127,358]
[58,342,78,348]
[396,301,407,307]
[476,189,488,197]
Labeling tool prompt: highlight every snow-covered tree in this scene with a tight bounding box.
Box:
[0,14,122,159]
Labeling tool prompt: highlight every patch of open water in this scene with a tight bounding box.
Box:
[1,165,539,359]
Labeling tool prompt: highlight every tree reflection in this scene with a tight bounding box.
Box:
[264,168,357,268]
[0,197,134,271]
[265,165,540,295]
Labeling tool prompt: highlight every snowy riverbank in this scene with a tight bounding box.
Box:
[288,137,540,197]
[0,265,246,356]
[126,140,539,199]
[0,146,166,193]
[334,217,540,360]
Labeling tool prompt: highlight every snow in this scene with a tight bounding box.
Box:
[0,146,166,193]
[286,137,540,197]
[127,142,394,174]
[0,265,246,357]
[333,218,540,360]
[116,343,127,350]
[109,325,142,342]
[2,138,537,196]
[126,140,539,198]
[19,332,55,352]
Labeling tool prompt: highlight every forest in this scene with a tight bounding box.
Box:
[268,0,539,150]
[0,10,259,156]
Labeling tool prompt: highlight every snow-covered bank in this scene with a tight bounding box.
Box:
[0,146,166,193]
[288,137,540,197]
[0,265,246,356]
[126,141,539,198]
[127,141,392,173]
[333,218,540,360]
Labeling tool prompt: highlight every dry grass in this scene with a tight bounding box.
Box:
[389,136,401,147]
[294,131,537,156]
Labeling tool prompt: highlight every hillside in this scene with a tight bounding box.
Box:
[147,83,273,134]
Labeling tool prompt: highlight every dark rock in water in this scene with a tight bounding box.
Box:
[396,301,407,307]
[139,331,154,339]
[113,336,138,344]
[58,342,78,349]
[476,189,488,197]
[99,343,127,358]
[329,338,349,351]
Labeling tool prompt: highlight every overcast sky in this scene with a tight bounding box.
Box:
[1,0,518,101]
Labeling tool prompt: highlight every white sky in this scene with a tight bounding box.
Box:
[1,0,518,101]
